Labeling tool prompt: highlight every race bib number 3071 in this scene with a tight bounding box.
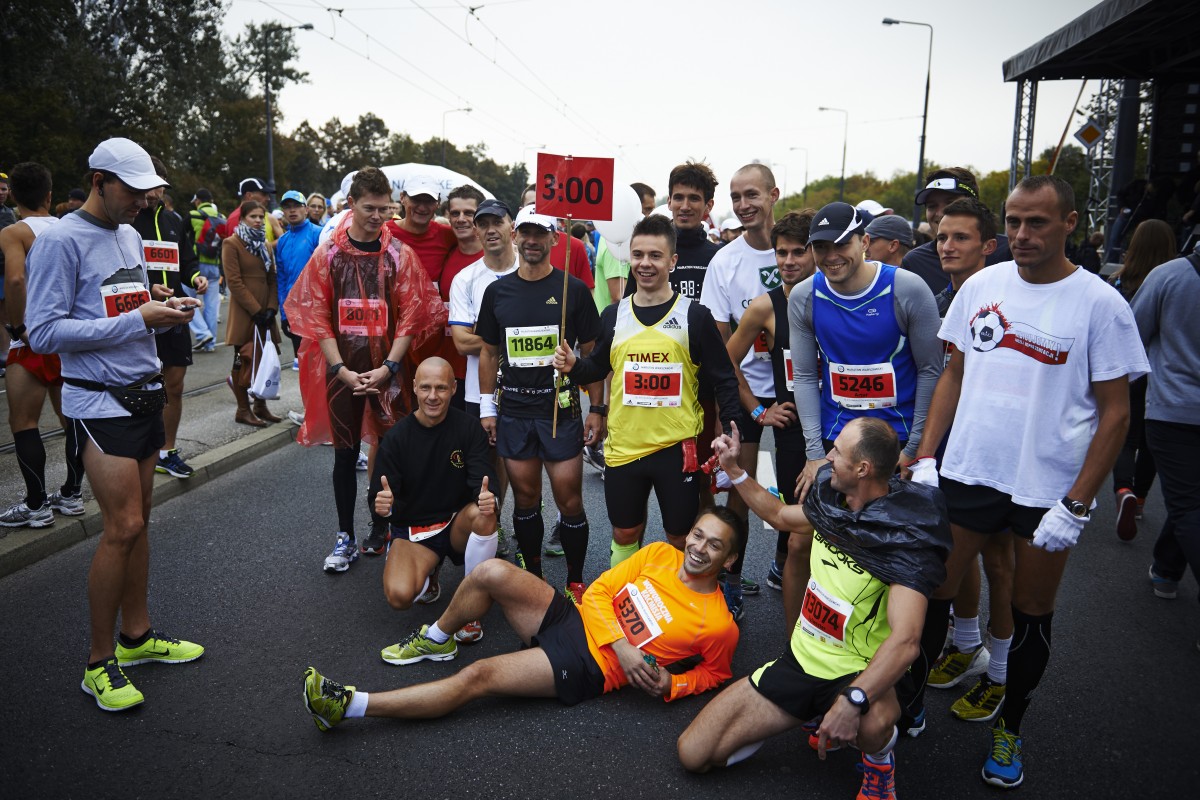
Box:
[102,282,151,318]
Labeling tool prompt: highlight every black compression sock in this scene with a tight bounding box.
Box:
[13,428,47,509]
[729,512,750,575]
[332,447,359,537]
[1004,606,1054,734]
[513,506,544,578]
[559,512,589,584]
[910,596,953,714]
[62,422,85,497]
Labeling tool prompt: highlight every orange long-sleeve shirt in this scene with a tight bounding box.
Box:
[579,542,739,702]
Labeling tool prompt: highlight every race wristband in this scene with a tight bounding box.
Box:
[729,471,750,486]
[328,361,344,373]
[479,396,498,418]
[751,404,765,422]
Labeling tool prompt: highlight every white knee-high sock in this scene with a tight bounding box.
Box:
[465,531,498,575]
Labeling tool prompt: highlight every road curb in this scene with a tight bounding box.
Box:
[0,422,298,579]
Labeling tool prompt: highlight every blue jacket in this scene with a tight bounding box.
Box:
[276,220,322,317]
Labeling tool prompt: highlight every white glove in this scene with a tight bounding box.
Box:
[714,468,732,490]
[1031,501,1088,552]
[908,457,939,487]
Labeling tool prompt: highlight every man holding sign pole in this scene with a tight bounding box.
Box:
[474,206,602,601]
[553,215,742,569]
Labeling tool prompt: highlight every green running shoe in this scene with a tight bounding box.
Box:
[82,657,144,712]
[952,675,1006,722]
[927,644,989,689]
[381,624,458,665]
[304,666,355,732]
[115,630,205,666]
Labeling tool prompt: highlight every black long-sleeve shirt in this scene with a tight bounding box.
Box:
[368,406,494,526]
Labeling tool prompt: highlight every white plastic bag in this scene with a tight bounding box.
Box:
[249,326,281,400]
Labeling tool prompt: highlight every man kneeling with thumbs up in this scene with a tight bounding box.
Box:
[369,357,498,654]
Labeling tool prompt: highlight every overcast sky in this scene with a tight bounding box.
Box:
[227,0,1103,214]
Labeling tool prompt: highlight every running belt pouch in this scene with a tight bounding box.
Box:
[63,373,167,417]
[801,463,953,597]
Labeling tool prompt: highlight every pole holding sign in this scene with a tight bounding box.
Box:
[535,153,615,437]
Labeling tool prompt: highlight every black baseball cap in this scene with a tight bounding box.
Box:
[808,202,867,244]
[238,177,265,196]
[475,198,511,221]
[914,170,979,205]
[68,188,87,201]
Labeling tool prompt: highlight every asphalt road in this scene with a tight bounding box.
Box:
[2,435,1196,799]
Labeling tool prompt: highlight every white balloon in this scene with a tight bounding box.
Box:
[606,238,630,262]
[593,184,643,246]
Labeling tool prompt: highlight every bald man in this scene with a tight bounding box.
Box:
[369,358,498,648]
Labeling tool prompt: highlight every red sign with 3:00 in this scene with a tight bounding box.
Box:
[535,153,615,221]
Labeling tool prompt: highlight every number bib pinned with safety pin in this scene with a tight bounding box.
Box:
[613,582,664,649]
[338,298,387,337]
[142,240,179,272]
[505,325,558,367]
[102,282,151,318]
[622,361,683,407]
[828,361,897,409]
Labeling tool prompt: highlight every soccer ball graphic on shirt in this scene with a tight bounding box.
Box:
[970,309,1007,352]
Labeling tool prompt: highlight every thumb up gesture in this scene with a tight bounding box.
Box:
[478,475,495,517]
[374,474,394,517]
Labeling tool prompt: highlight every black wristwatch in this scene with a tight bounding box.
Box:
[5,323,25,340]
[1061,496,1089,518]
[383,359,401,375]
[841,686,870,715]
[589,404,608,417]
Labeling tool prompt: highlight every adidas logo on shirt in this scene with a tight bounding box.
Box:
[662,317,681,330]
[545,297,558,304]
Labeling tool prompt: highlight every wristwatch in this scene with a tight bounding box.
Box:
[383,359,401,375]
[1061,496,1089,518]
[841,686,870,715]
[589,404,608,417]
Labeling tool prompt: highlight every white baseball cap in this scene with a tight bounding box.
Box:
[403,174,442,201]
[514,205,557,231]
[720,217,744,232]
[88,138,167,191]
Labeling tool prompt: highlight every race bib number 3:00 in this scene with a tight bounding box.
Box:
[505,325,558,367]
[622,361,683,407]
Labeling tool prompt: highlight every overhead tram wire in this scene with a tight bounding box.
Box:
[251,0,527,146]
[404,0,624,157]
[452,0,622,153]
[298,0,528,146]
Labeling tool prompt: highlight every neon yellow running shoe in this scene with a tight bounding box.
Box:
[951,675,1006,722]
[303,666,355,732]
[82,657,145,712]
[927,644,989,689]
[115,630,205,666]
[381,624,457,665]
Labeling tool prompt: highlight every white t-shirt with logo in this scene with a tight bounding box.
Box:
[939,262,1149,507]
[448,256,519,403]
[699,234,780,396]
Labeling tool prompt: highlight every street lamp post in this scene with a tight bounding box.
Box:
[789,146,809,208]
[883,17,934,223]
[442,107,471,167]
[264,23,313,204]
[818,107,849,202]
